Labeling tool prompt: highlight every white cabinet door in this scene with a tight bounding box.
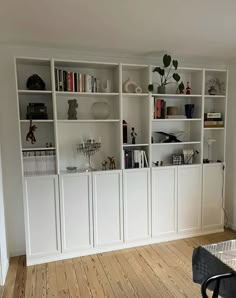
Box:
[93,170,123,246]
[203,164,224,229]
[24,176,61,258]
[123,169,150,241]
[152,167,177,237]
[60,173,93,252]
[178,165,202,233]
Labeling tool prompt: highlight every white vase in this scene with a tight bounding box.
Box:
[91,102,111,119]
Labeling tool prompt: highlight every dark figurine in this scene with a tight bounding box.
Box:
[131,127,137,144]
[26,120,37,144]
[68,99,78,120]
[107,156,116,170]
[26,74,46,90]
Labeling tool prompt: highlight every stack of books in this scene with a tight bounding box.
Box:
[204,112,224,128]
[153,98,166,119]
[123,150,148,169]
[55,69,99,92]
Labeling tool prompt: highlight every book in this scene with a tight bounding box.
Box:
[123,149,148,169]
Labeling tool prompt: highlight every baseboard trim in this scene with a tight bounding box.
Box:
[10,250,26,257]
[0,258,9,286]
[228,222,236,231]
[26,228,224,266]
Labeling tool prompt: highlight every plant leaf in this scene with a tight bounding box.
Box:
[148,84,154,92]
[163,54,171,67]
[173,60,178,70]
[173,73,180,82]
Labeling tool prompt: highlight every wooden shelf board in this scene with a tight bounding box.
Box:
[204,127,225,130]
[204,95,226,99]
[152,141,201,146]
[56,91,119,96]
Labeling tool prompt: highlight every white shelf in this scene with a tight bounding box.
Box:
[18,90,52,95]
[122,93,149,97]
[152,118,202,122]
[56,92,119,96]
[20,120,54,123]
[204,127,225,130]
[57,119,120,123]
[152,141,201,146]
[204,95,226,99]
[22,147,55,151]
[151,94,202,98]
[123,144,149,147]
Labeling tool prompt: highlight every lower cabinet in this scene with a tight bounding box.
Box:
[202,163,224,229]
[152,167,177,237]
[60,173,93,252]
[93,170,123,246]
[123,169,150,241]
[177,165,202,233]
[24,176,61,259]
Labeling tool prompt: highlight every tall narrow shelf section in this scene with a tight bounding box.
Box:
[150,67,203,166]
[203,70,228,163]
[15,58,57,176]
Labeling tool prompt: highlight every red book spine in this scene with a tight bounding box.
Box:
[156,99,162,118]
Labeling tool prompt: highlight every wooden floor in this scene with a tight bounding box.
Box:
[2,229,235,298]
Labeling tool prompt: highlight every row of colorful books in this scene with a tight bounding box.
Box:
[123,150,149,169]
[153,98,166,119]
[55,69,99,92]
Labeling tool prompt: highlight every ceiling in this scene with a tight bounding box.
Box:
[1,0,236,60]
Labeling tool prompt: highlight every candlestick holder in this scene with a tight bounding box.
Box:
[77,139,101,171]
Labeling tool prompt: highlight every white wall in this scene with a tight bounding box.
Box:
[0,45,227,256]
[0,145,9,285]
[225,61,236,229]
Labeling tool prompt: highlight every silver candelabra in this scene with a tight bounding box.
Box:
[77,139,101,171]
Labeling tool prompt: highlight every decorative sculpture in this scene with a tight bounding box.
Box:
[68,99,78,120]
[107,156,116,170]
[186,81,191,94]
[131,127,137,144]
[123,78,142,94]
[26,120,37,144]
[102,160,108,170]
[26,74,46,90]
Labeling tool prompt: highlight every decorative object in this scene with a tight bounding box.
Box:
[26,120,37,144]
[131,127,137,144]
[66,166,78,172]
[204,112,224,128]
[26,103,48,119]
[156,131,182,143]
[183,149,199,164]
[153,161,163,167]
[77,139,101,171]
[91,101,110,119]
[123,120,128,143]
[123,78,143,93]
[205,138,216,162]
[102,160,108,170]
[68,99,78,120]
[107,156,116,169]
[148,54,181,94]
[172,154,183,165]
[186,81,191,94]
[26,74,46,90]
[208,78,225,95]
[101,80,112,93]
[185,104,195,118]
[167,106,178,115]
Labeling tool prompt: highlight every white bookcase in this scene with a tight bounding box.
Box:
[14,57,228,265]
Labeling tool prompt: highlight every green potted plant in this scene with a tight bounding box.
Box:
[148,54,181,94]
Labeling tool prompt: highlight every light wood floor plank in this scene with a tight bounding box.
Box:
[2,230,235,298]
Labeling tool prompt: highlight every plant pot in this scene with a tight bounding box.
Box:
[157,85,166,94]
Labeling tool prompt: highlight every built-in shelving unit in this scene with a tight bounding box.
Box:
[15,57,228,175]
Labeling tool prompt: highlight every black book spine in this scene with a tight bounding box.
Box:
[74,73,77,92]
[63,71,67,91]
